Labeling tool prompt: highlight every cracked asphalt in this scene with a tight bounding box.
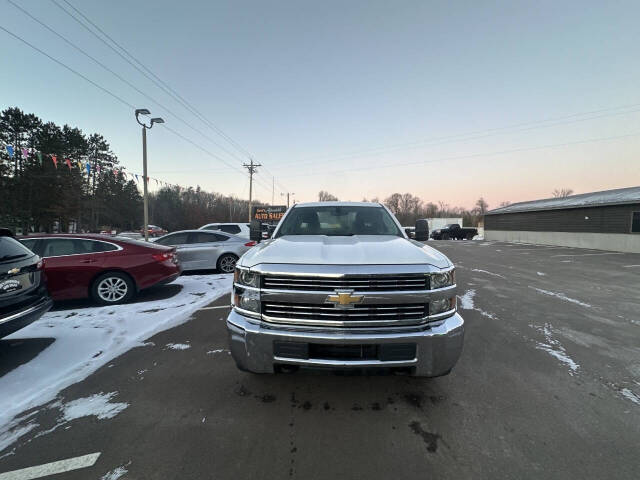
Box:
[0,240,639,479]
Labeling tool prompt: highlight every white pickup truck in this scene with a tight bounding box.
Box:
[227,202,464,376]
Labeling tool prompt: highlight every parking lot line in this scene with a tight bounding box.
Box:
[550,252,626,257]
[0,452,100,480]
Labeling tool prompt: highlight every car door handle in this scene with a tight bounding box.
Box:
[79,259,97,263]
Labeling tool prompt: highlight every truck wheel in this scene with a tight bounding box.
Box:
[442,233,450,240]
[466,233,474,240]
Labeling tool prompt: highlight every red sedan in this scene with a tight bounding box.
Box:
[18,234,181,305]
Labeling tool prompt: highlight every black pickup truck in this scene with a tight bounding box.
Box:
[430,224,478,240]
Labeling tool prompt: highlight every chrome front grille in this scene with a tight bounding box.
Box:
[262,302,428,327]
[262,274,428,291]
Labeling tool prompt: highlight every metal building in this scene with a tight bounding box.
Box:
[484,186,640,253]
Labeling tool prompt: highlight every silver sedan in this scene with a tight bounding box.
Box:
[153,230,255,273]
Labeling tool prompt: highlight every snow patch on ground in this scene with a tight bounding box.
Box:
[166,343,190,350]
[471,268,506,279]
[529,287,591,308]
[457,289,497,319]
[536,272,546,276]
[62,392,128,421]
[0,273,232,449]
[622,265,640,268]
[620,388,640,406]
[207,348,230,354]
[101,463,130,480]
[0,420,38,454]
[458,290,476,309]
[533,323,580,375]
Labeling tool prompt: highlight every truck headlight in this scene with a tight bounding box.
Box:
[431,269,454,289]
[234,267,260,288]
[233,286,261,313]
[430,297,456,315]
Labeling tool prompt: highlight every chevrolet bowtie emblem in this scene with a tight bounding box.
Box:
[7,267,20,275]
[325,290,364,309]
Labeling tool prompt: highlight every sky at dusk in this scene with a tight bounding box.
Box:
[1,0,639,210]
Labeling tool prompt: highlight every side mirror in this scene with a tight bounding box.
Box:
[249,220,262,242]
[404,228,412,237]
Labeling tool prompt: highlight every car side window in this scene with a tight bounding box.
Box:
[155,233,189,246]
[41,239,77,257]
[213,233,229,242]
[220,225,241,234]
[202,225,220,231]
[19,238,40,254]
[188,232,221,244]
[75,240,118,253]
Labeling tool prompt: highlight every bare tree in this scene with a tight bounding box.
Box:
[552,188,573,198]
[499,201,511,207]
[318,190,338,202]
[474,197,489,215]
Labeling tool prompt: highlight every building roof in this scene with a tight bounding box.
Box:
[486,186,640,215]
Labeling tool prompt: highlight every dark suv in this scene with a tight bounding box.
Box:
[0,230,53,338]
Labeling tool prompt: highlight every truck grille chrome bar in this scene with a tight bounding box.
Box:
[262,274,428,291]
[262,302,429,327]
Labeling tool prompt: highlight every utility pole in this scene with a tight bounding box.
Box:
[243,158,261,222]
[272,176,275,205]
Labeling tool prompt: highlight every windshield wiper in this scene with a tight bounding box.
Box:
[0,254,28,262]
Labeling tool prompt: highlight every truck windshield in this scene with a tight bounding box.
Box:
[275,206,402,237]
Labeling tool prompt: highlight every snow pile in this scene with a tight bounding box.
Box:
[0,273,232,442]
[166,343,190,350]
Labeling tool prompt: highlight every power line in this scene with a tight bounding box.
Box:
[0,24,135,109]
[278,131,640,178]
[54,0,255,161]
[269,104,640,170]
[51,0,288,192]
[0,23,270,197]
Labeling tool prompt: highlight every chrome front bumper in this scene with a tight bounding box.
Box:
[226,309,464,376]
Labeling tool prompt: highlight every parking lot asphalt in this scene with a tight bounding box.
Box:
[0,241,639,479]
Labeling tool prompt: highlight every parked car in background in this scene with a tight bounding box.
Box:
[141,225,168,238]
[430,224,478,240]
[19,234,181,305]
[154,230,255,273]
[1,231,52,338]
[199,223,251,239]
[116,231,143,240]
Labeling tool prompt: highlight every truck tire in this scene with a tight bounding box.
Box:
[466,232,474,240]
[442,233,450,240]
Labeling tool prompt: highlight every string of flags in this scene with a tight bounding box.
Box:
[4,144,188,191]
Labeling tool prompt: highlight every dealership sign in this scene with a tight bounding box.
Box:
[252,205,287,222]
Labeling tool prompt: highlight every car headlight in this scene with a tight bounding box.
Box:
[233,286,261,313]
[431,269,454,289]
[430,297,456,315]
[234,267,260,288]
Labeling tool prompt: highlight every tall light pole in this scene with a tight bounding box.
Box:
[135,109,164,241]
[281,192,294,208]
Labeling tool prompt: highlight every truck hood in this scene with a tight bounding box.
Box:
[238,235,451,269]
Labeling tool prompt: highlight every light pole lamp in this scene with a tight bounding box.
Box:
[135,109,164,241]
